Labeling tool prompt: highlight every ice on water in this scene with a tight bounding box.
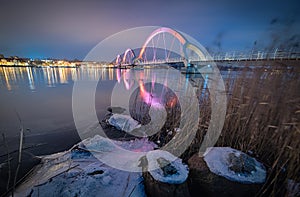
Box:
[108,114,141,133]
[14,135,157,197]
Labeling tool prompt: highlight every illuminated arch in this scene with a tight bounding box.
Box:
[115,54,122,65]
[122,48,136,64]
[137,27,206,66]
[138,27,187,60]
[185,43,206,61]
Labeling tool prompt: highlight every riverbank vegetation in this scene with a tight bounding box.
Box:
[187,60,300,196]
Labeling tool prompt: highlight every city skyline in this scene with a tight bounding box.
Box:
[0,0,299,60]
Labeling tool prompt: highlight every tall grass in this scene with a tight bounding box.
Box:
[128,61,299,196]
[195,61,300,196]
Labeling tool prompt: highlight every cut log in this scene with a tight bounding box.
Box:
[188,147,266,197]
[142,150,191,197]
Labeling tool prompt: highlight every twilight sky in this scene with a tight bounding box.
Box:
[0,0,299,59]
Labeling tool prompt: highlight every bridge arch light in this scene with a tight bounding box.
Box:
[184,43,206,61]
[137,27,207,66]
[137,27,187,60]
[122,48,136,64]
[115,54,122,65]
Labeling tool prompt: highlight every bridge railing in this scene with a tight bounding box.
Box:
[137,57,185,65]
[208,50,300,61]
[138,50,300,64]
[119,49,299,66]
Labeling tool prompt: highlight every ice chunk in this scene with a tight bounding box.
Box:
[76,135,157,172]
[204,147,266,184]
[14,135,155,197]
[78,135,156,153]
[114,137,157,152]
[78,135,116,153]
[108,114,141,133]
[146,150,189,184]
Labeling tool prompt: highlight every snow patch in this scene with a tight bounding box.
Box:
[204,147,266,184]
[146,150,189,184]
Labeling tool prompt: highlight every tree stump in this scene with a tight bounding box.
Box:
[188,147,266,197]
[141,150,191,197]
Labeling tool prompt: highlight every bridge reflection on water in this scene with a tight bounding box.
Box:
[0,65,213,139]
[0,65,212,92]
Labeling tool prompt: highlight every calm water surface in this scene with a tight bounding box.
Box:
[0,64,241,156]
[0,66,216,143]
[0,66,116,139]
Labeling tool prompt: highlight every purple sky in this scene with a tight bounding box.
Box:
[0,0,299,59]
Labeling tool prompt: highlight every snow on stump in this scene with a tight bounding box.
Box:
[188,147,266,197]
[108,114,141,133]
[142,150,191,197]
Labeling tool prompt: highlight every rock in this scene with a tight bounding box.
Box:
[142,150,191,197]
[188,148,266,197]
[106,106,126,114]
[107,106,112,113]
[227,152,256,175]
[157,157,178,177]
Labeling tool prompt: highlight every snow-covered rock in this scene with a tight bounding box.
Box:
[204,147,266,184]
[14,135,157,197]
[108,114,141,133]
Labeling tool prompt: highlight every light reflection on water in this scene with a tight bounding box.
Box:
[0,66,118,91]
[0,66,119,138]
[0,65,212,138]
[0,65,225,92]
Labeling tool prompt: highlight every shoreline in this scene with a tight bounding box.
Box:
[0,126,81,196]
[0,58,298,68]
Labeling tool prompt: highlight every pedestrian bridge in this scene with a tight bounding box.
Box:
[114,27,210,68]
